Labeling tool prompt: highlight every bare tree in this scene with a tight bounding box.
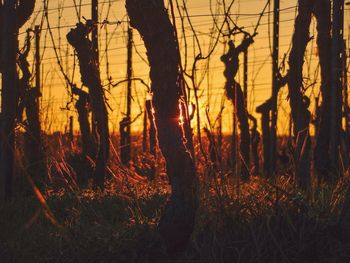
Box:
[72,86,96,158]
[256,73,287,177]
[221,37,254,181]
[67,22,109,189]
[287,0,314,189]
[18,30,46,188]
[126,0,198,253]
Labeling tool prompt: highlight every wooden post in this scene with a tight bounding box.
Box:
[35,25,41,98]
[120,27,133,165]
[243,49,248,106]
[270,0,279,178]
[126,27,132,160]
[91,0,99,65]
[91,0,99,143]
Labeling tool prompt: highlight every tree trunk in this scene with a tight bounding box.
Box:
[126,0,198,254]
[72,86,96,157]
[0,0,18,201]
[67,22,109,188]
[256,100,271,176]
[221,38,254,181]
[24,88,46,186]
[313,0,332,181]
[225,82,250,180]
[17,31,46,188]
[287,0,314,189]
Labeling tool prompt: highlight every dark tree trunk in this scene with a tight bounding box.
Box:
[256,100,271,176]
[221,39,254,181]
[256,75,287,177]
[225,82,250,180]
[67,22,109,188]
[17,31,46,188]
[72,86,96,157]
[287,0,314,189]
[24,88,46,185]
[313,0,332,181]
[0,0,18,201]
[126,0,198,254]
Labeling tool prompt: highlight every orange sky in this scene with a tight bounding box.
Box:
[16,0,350,136]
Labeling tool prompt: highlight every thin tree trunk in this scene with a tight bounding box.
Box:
[67,22,109,188]
[287,0,314,189]
[126,0,197,253]
[248,114,260,176]
[203,127,219,171]
[313,0,332,181]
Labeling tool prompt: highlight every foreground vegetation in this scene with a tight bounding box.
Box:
[1,135,350,263]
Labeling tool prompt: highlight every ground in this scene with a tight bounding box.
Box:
[1,134,350,262]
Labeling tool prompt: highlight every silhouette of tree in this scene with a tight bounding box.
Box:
[67,22,109,189]
[221,37,254,181]
[17,30,46,188]
[126,0,198,254]
[287,0,314,189]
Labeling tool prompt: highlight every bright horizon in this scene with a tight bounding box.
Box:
[9,0,350,137]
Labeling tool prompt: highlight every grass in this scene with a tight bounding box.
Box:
[1,134,350,262]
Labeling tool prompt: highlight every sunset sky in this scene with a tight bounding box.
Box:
[18,0,350,136]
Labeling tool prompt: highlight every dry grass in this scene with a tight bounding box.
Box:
[1,133,350,262]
